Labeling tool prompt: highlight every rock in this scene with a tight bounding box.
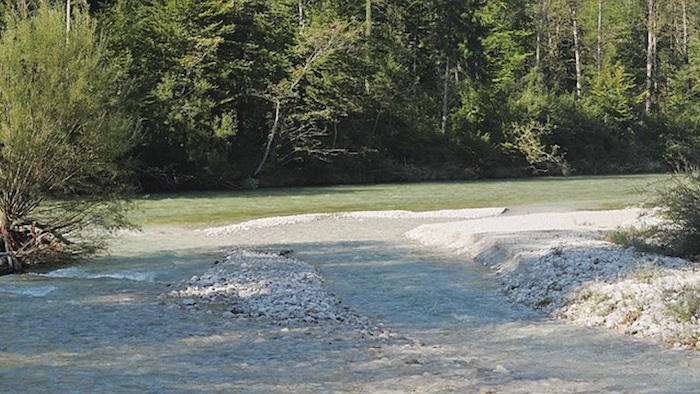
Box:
[494,365,509,374]
[230,306,245,314]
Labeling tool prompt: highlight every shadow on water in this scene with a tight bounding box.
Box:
[140,184,369,202]
[141,174,665,201]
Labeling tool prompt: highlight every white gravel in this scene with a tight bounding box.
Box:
[164,249,407,342]
[406,208,700,349]
[203,207,506,236]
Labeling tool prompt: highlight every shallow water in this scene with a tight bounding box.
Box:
[2,216,700,393]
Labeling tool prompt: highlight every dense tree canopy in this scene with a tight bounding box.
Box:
[6,0,700,191]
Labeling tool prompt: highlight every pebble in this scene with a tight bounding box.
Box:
[164,249,407,343]
[494,365,509,374]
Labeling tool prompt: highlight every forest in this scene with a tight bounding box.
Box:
[5,0,700,190]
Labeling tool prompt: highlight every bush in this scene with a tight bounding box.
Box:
[0,2,137,273]
[652,172,700,257]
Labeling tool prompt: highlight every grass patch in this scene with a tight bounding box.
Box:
[130,174,669,226]
[633,267,662,284]
[666,286,700,323]
[606,227,662,254]
[589,292,614,315]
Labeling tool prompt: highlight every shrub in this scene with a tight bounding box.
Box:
[0,2,137,273]
[653,172,700,257]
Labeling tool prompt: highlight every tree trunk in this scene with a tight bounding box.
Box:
[0,212,22,274]
[549,3,556,57]
[441,58,449,135]
[66,0,71,34]
[298,0,305,34]
[412,33,418,78]
[572,4,583,99]
[652,6,658,97]
[597,0,603,72]
[365,0,371,36]
[646,0,656,114]
[536,0,544,70]
[682,0,689,64]
[254,100,282,177]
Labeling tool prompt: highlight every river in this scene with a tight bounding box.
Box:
[2,214,699,393]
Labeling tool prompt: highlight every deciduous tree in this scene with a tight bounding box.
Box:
[0,1,137,273]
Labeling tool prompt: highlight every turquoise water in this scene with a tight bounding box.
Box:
[2,213,699,392]
[133,174,667,225]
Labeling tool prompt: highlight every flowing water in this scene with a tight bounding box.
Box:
[2,215,700,393]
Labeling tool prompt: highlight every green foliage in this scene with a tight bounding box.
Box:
[606,227,662,254]
[83,0,700,188]
[652,172,700,257]
[503,120,570,176]
[0,1,136,269]
[512,69,554,120]
[665,285,700,324]
[586,63,644,129]
[257,16,362,174]
[106,0,278,189]
[479,0,532,88]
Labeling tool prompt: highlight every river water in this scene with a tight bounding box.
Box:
[2,215,699,393]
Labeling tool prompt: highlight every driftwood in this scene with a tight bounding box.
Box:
[0,219,77,275]
[0,251,21,274]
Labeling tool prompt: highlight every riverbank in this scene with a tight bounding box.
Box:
[406,208,700,349]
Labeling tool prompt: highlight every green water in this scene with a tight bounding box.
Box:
[132,174,669,226]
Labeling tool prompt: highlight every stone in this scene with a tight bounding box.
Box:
[494,365,509,374]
